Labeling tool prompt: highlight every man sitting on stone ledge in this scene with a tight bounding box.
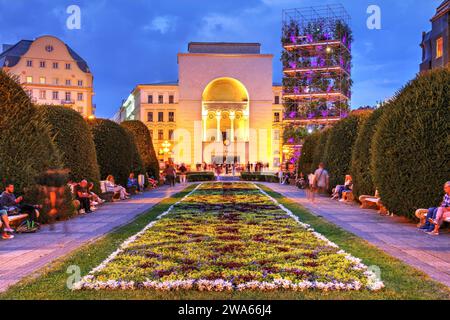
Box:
[418,181,450,235]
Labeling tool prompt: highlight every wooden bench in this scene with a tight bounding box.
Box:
[359,194,389,215]
[100,181,120,202]
[7,214,29,227]
[415,208,450,227]
[342,191,354,203]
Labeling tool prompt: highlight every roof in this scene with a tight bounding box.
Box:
[188,42,261,54]
[432,0,449,21]
[0,37,90,73]
[138,81,179,87]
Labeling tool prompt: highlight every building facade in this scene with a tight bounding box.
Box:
[115,42,284,169]
[0,35,95,116]
[420,0,450,72]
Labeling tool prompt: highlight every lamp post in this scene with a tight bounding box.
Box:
[161,140,172,162]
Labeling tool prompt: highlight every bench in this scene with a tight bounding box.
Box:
[415,208,450,227]
[342,191,354,203]
[100,181,120,202]
[359,194,389,215]
[7,214,29,227]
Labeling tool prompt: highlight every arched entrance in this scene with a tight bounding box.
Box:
[201,78,250,165]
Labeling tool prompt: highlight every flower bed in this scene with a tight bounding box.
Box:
[74,183,383,292]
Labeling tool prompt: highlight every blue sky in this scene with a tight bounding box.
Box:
[0,0,442,118]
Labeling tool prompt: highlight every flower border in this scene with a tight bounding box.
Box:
[73,183,384,292]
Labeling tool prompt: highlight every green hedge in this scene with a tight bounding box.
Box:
[121,121,159,179]
[184,172,216,182]
[371,69,450,218]
[312,128,331,172]
[88,119,140,186]
[124,128,145,176]
[298,131,321,176]
[240,173,279,183]
[0,70,62,193]
[40,105,101,190]
[350,108,384,198]
[323,114,369,191]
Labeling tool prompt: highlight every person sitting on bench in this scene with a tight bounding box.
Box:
[332,175,353,201]
[0,208,14,240]
[106,175,130,200]
[127,173,140,192]
[0,183,40,229]
[74,180,93,214]
[419,181,450,236]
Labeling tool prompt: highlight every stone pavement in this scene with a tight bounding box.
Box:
[262,183,450,288]
[0,183,190,293]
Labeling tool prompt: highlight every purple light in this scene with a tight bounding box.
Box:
[289,62,297,69]
[308,112,315,119]
[289,111,297,119]
[321,110,329,117]
[288,138,295,143]
[341,112,349,118]
[327,85,333,93]
[342,35,347,45]
[294,87,300,94]
[311,57,318,67]
[306,34,313,43]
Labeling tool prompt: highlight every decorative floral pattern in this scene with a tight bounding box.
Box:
[73,183,384,292]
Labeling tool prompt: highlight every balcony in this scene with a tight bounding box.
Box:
[61,99,75,105]
[283,39,350,53]
[283,91,350,101]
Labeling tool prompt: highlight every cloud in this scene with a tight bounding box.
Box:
[144,15,178,34]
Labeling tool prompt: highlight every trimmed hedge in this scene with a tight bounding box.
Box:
[298,131,321,176]
[40,105,101,190]
[124,128,145,176]
[88,119,140,186]
[323,114,369,191]
[0,70,62,193]
[240,173,279,183]
[371,69,450,218]
[186,172,216,182]
[350,107,384,198]
[121,121,159,179]
[311,128,331,172]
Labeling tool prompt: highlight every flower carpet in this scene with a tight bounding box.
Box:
[74,183,384,292]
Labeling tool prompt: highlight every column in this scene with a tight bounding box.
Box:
[202,114,208,142]
[216,111,222,142]
[229,111,236,142]
[243,114,249,142]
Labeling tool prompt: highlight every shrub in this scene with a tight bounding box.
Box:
[124,128,145,176]
[121,121,159,178]
[350,107,384,198]
[323,114,369,191]
[0,70,62,192]
[240,173,279,183]
[40,105,101,190]
[88,119,139,186]
[186,172,216,182]
[371,69,450,218]
[311,128,331,172]
[298,131,321,176]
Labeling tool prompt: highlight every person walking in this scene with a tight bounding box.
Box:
[164,164,176,187]
[311,163,329,203]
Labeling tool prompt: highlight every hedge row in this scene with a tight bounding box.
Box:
[297,68,450,219]
[241,173,279,183]
[0,70,159,223]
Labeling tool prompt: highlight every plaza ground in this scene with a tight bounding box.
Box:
[0,183,449,299]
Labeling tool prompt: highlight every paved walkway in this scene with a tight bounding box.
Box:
[262,183,450,288]
[0,184,189,293]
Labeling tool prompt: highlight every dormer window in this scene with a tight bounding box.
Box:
[45,45,54,52]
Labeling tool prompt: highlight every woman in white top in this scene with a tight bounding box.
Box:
[105,175,130,200]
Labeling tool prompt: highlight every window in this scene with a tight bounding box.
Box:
[158,130,164,141]
[436,37,443,58]
[168,112,175,122]
[26,76,33,83]
[168,129,174,141]
[65,92,72,102]
[274,112,280,123]
[65,63,71,70]
[77,93,83,101]
[273,130,280,141]
[66,79,71,86]
[53,78,59,85]
[39,77,46,84]
[158,112,164,122]
[26,60,33,67]
[77,80,83,87]
[39,61,46,68]
[53,62,59,69]
[158,95,164,104]
[169,95,174,104]
[148,95,153,104]
[52,91,59,100]
[147,112,154,122]
[274,96,280,105]
[39,90,46,100]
